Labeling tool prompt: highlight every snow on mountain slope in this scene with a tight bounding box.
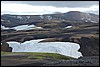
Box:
[1,24,43,31]
[1,25,10,29]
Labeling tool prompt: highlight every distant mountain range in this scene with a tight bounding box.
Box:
[1,11,99,27]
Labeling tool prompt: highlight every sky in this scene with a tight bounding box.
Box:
[1,1,99,15]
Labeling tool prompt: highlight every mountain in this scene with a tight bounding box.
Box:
[1,11,99,27]
[1,11,99,60]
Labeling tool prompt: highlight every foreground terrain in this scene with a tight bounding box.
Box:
[1,52,99,66]
[1,52,74,66]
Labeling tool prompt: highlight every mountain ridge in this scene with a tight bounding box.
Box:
[1,11,99,28]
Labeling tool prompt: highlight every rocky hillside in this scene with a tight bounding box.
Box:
[1,11,99,27]
[1,10,99,66]
[1,22,99,56]
[1,42,12,52]
[1,11,99,57]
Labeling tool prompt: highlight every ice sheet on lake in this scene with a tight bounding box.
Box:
[7,39,83,58]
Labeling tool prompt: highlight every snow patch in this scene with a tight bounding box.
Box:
[47,16,52,20]
[65,26,72,28]
[12,25,35,30]
[27,16,30,19]
[1,25,10,29]
[1,19,4,21]
[1,24,43,31]
[17,16,22,19]
[40,15,44,19]
[7,39,83,58]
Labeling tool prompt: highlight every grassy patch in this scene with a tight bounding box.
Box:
[1,52,74,60]
[1,52,14,55]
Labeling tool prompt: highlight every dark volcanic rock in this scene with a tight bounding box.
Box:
[42,56,99,66]
[78,37,99,56]
[1,42,12,52]
[70,36,99,56]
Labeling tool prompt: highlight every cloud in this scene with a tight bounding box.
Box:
[1,1,99,15]
[1,1,99,7]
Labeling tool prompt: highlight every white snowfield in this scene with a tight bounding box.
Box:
[1,25,43,31]
[1,25,10,29]
[7,39,83,58]
[65,26,72,28]
[12,25,43,31]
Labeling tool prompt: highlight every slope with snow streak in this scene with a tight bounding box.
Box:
[65,26,72,28]
[12,25,39,31]
[7,39,83,58]
[1,25,43,31]
[1,25,10,29]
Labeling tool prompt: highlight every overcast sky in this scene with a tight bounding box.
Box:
[1,1,99,15]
